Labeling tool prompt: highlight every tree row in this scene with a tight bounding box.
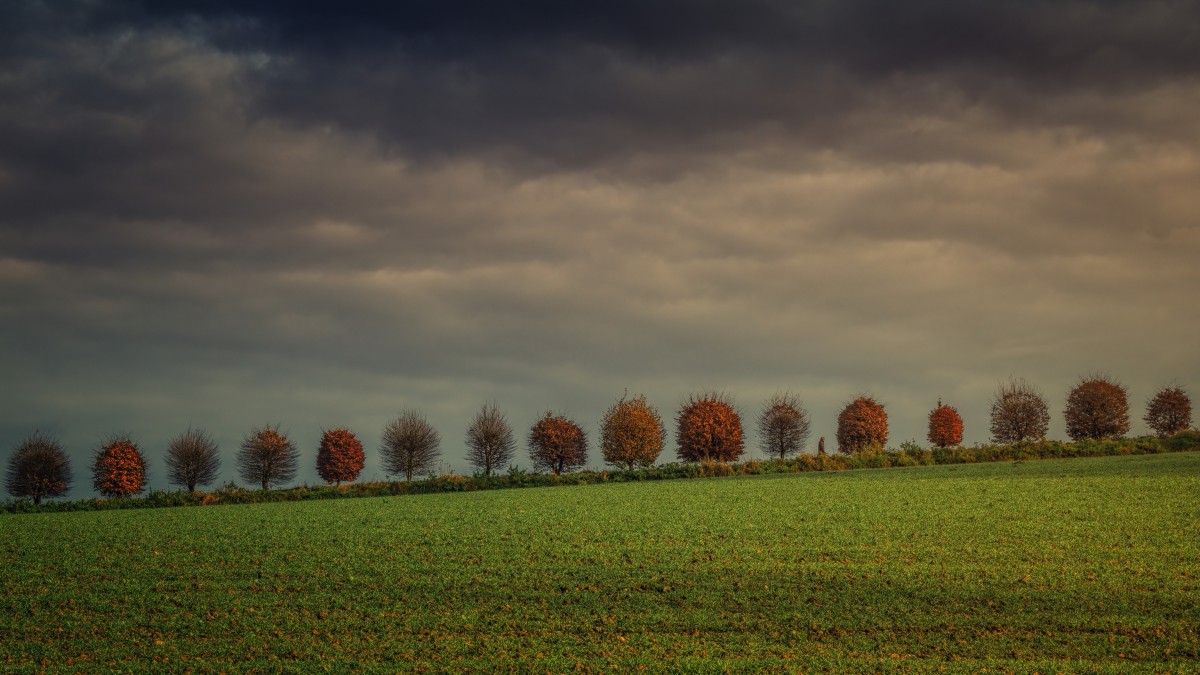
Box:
[5,378,1192,505]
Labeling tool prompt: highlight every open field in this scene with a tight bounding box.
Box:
[3,452,1198,672]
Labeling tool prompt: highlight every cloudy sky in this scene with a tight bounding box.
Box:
[3,0,1198,495]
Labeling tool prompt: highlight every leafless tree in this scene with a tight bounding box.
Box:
[165,427,221,492]
[990,378,1050,443]
[382,410,441,481]
[237,425,299,490]
[5,432,72,505]
[465,402,516,476]
[757,392,811,459]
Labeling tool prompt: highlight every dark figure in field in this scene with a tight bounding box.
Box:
[818,436,826,455]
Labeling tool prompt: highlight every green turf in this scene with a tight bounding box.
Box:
[2,452,1198,673]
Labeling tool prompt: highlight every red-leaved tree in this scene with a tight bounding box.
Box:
[317,427,365,486]
[93,435,148,498]
[836,396,888,454]
[1144,385,1192,438]
[927,399,964,448]
[675,392,744,463]
[1064,374,1130,441]
[529,412,588,475]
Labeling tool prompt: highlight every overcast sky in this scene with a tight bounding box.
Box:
[3,0,1198,496]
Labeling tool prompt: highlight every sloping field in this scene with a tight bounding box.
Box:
[2,453,1198,672]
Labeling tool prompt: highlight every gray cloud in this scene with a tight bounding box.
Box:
[1,1,1198,495]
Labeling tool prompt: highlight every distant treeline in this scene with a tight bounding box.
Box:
[3,376,1194,508]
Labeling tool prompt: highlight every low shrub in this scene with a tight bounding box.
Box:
[1164,429,1200,452]
[739,459,764,475]
[698,459,734,478]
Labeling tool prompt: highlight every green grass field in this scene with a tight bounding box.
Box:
[3,452,1198,673]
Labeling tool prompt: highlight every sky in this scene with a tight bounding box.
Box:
[2,0,1198,496]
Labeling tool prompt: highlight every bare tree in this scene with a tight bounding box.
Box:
[165,427,221,492]
[1144,385,1192,438]
[237,425,299,490]
[1064,374,1130,441]
[382,410,441,482]
[757,392,811,459]
[5,432,72,505]
[465,402,515,476]
[990,378,1050,444]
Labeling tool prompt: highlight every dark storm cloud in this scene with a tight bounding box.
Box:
[9,0,1198,170]
[186,0,1200,167]
[4,0,1197,252]
[117,0,1200,79]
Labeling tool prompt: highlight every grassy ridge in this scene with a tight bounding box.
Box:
[2,452,1199,672]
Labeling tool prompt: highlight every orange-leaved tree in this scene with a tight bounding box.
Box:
[927,399,964,448]
[600,393,665,470]
[836,396,888,454]
[237,425,299,491]
[990,378,1050,443]
[5,431,72,505]
[529,412,588,475]
[757,391,811,460]
[316,427,365,486]
[93,435,147,498]
[1144,385,1192,438]
[1064,374,1130,441]
[675,392,744,463]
